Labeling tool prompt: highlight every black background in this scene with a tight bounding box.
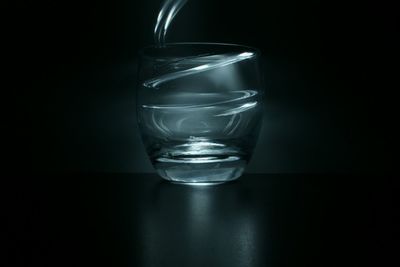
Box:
[8,0,397,172]
[5,2,398,266]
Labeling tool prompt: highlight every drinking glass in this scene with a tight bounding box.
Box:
[137,42,263,184]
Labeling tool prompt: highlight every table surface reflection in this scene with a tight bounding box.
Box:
[7,173,395,267]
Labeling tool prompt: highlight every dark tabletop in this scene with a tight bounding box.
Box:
[6,174,396,267]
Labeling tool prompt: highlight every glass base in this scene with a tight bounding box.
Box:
[155,164,245,184]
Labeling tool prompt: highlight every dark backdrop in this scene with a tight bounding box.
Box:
[9,0,397,173]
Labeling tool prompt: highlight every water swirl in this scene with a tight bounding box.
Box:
[154,0,189,47]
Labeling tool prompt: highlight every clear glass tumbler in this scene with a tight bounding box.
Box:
[137,43,263,184]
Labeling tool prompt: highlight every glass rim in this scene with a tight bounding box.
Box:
[138,42,261,59]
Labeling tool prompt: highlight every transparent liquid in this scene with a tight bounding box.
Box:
[138,89,262,183]
[154,0,188,47]
[146,1,262,183]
